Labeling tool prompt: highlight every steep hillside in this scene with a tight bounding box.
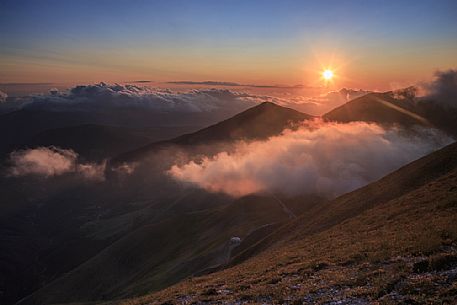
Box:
[323,92,432,127]
[120,141,457,304]
[171,102,313,144]
[113,102,313,163]
[17,194,325,305]
[323,91,457,138]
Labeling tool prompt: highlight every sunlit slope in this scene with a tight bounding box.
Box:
[323,92,432,127]
[323,91,457,139]
[120,141,457,304]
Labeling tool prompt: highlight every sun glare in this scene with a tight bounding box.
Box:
[322,69,334,81]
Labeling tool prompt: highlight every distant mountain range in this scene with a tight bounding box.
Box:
[1,88,456,305]
[113,90,457,165]
[0,107,244,161]
[2,88,454,163]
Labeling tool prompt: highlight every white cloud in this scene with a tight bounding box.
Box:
[8,146,106,181]
[0,83,373,116]
[0,90,7,103]
[8,147,78,177]
[168,121,452,198]
[253,88,371,116]
[76,162,107,181]
[14,83,256,113]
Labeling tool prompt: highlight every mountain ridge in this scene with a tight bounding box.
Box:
[323,92,432,127]
[112,102,314,164]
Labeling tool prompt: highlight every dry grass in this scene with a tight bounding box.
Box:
[118,168,457,305]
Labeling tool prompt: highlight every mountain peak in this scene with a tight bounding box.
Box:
[258,101,279,107]
[231,101,312,121]
[112,103,313,163]
[323,91,431,127]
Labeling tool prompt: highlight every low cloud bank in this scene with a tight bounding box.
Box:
[0,90,7,103]
[0,82,371,116]
[1,69,455,116]
[214,88,370,116]
[281,88,370,115]
[168,80,311,89]
[9,83,256,113]
[168,121,452,198]
[8,147,106,181]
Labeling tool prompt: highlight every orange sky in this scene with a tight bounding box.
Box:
[1,1,457,91]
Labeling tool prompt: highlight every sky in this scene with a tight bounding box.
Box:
[1,0,457,90]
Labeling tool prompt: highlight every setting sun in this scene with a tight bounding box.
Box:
[1,1,457,304]
[322,69,334,81]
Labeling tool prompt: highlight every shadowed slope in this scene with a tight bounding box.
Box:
[16,195,299,305]
[112,102,313,163]
[120,141,457,304]
[171,102,313,144]
[16,124,200,161]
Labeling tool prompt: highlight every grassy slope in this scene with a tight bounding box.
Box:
[18,195,308,305]
[120,142,457,304]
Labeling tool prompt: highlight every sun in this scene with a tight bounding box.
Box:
[322,69,334,81]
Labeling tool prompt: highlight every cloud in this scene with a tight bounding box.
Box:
[112,162,137,175]
[8,146,106,181]
[259,88,371,115]
[0,82,373,116]
[0,90,7,103]
[168,121,452,198]
[49,88,59,95]
[168,81,243,87]
[168,80,310,89]
[165,81,366,115]
[391,86,418,100]
[8,83,256,113]
[299,88,370,115]
[76,162,107,181]
[421,69,457,107]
